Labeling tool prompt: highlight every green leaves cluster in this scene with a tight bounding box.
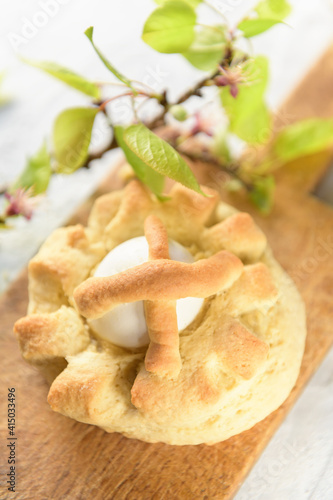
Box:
[143,0,291,71]
[143,0,226,70]
[246,118,333,212]
[10,0,333,223]
[15,3,217,203]
[254,118,333,174]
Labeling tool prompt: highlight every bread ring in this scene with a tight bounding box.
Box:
[14,180,306,445]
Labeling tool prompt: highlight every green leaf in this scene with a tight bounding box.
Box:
[238,18,280,37]
[53,107,99,174]
[249,175,275,213]
[220,56,271,144]
[142,1,196,54]
[21,58,101,99]
[182,25,226,71]
[154,0,202,7]
[114,125,165,197]
[84,27,134,91]
[232,102,270,144]
[255,0,291,20]
[123,124,204,195]
[238,0,291,37]
[14,141,51,194]
[272,118,333,163]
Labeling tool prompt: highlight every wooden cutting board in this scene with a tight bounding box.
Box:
[1,46,333,500]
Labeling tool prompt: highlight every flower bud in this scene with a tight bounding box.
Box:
[169,105,188,122]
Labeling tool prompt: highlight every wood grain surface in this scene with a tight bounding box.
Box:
[1,45,333,500]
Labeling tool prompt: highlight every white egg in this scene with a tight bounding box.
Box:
[89,236,204,348]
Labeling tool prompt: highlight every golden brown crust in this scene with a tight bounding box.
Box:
[144,215,170,260]
[143,215,181,378]
[203,212,267,262]
[144,299,181,378]
[73,251,243,319]
[103,181,153,249]
[28,225,105,314]
[130,314,269,415]
[14,306,90,384]
[47,354,111,421]
[88,190,123,239]
[212,318,269,380]
[166,183,220,225]
[14,306,90,362]
[226,263,279,315]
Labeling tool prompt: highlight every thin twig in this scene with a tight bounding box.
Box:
[176,147,253,191]
[177,73,218,103]
[85,70,221,164]
[83,136,118,167]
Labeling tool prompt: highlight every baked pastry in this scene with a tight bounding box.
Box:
[14,180,306,445]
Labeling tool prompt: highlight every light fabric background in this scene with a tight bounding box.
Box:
[0,1,332,498]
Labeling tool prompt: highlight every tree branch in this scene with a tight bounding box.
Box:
[175,147,252,191]
[84,68,221,166]
[83,136,118,167]
[83,39,238,169]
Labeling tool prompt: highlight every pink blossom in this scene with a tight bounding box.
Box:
[215,65,247,98]
[4,188,37,220]
[167,104,224,141]
[189,110,220,137]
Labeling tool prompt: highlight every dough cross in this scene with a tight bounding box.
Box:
[74,215,244,379]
